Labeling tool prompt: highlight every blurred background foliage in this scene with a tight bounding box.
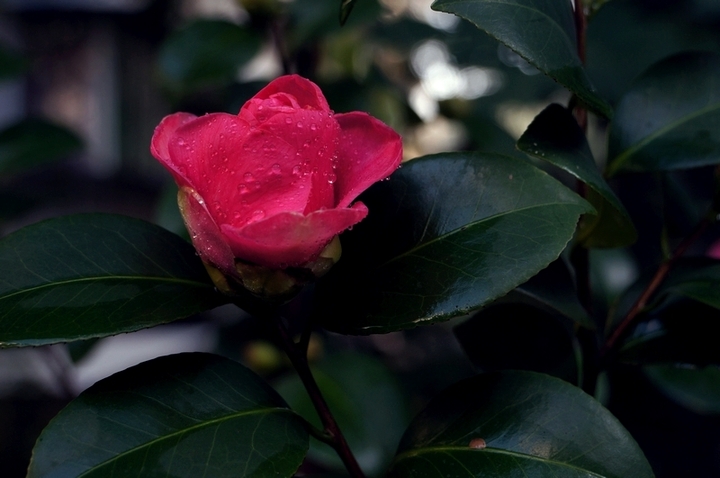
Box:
[1,0,720,476]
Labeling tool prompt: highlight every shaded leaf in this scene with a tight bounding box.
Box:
[431,0,612,117]
[0,119,82,175]
[316,152,593,334]
[339,0,358,25]
[158,20,262,93]
[660,258,720,309]
[276,353,408,475]
[387,371,655,478]
[455,303,580,383]
[513,258,593,329]
[28,353,309,477]
[0,214,228,347]
[617,280,720,367]
[518,103,636,247]
[607,51,720,176]
[645,364,720,415]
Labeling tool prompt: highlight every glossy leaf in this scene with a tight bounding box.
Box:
[660,258,720,310]
[617,290,720,367]
[607,51,720,176]
[0,119,82,175]
[316,152,593,334]
[431,0,612,118]
[276,353,408,475]
[513,258,593,329]
[455,303,580,383]
[28,353,309,477]
[518,103,636,247]
[387,371,655,478]
[158,20,262,93]
[0,214,228,347]
[645,364,720,415]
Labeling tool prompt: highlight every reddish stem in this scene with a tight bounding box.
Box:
[273,316,366,478]
[574,0,587,64]
[601,217,711,357]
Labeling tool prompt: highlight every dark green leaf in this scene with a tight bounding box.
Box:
[0,45,28,80]
[607,51,720,176]
[518,103,637,247]
[316,153,593,334]
[645,364,720,415]
[158,20,262,93]
[0,214,228,347]
[276,353,408,475]
[28,353,309,477]
[155,182,189,239]
[660,258,720,309]
[431,0,612,117]
[0,119,82,175]
[387,371,655,478]
[617,267,720,366]
[339,0,358,25]
[513,258,593,329]
[455,304,580,383]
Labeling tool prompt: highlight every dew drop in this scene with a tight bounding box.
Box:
[271,163,281,174]
[310,123,317,131]
[327,173,336,184]
[243,172,254,182]
[238,184,248,194]
[296,121,304,128]
[251,210,265,221]
[292,165,302,176]
[285,117,293,124]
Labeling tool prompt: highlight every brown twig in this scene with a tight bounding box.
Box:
[573,0,587,64]
[270,17,294,75]
[601,217,712,358]
[273,315,366,478]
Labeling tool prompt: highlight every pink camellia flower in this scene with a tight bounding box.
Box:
[151,75,402,296]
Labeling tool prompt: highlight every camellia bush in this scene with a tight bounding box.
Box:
[2,0,720,476]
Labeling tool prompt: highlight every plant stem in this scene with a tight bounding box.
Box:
[270,17,294,75]
[601,217,711,358]
[272,315,367,478]
[573,0,587,64]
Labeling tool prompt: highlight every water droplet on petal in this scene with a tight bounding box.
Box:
[327,173,336,184]
[296,121,303,128]
[310,123,317,131]
[243,172,254,182]
[292,165,302,176]
[285,117,293,124]
[271,163,281,174]
[238,184,248,194]
[251,210,265,221]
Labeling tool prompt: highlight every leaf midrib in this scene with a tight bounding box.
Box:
[608,100,720,176]
[71,406,295,478]
[392,445,606,477]
[0,275,213,302]
[379,201,587,268]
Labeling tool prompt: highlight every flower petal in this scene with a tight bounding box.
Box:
[240,75,330,119]
[252,109,341,215]
[221,204,368,268]
[333,112,403,208]
[150,112,197,185]
[177,186,236,276]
